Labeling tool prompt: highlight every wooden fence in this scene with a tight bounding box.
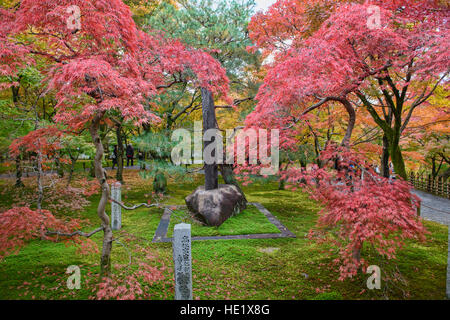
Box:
[409,172,450,199]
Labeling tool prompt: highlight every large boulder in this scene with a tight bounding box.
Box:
[185,184,247,227]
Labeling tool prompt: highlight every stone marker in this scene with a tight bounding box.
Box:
[447,227,450,299]
[173,223,192,300]
[111,182,122,230]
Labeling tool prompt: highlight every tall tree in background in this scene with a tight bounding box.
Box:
[401,86,450,178]
[146,0,260,192]
[123,0,177,26]
[147,0,260,129]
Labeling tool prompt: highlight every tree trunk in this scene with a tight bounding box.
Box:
[278,163,289,190]
[55,155,64,178]
[352,245,361,264]
[431,157,437,179]
[339,98,356,147]
[219,163,247,202]
[389,143,407,180]
[116,125,124,183]
[90,113,113,278]
[15,156,24,188]
[201,88,218,191]
[36,149,43,210]
[67,157,77,186]
[438,167,450,181]
[381,135,390,178]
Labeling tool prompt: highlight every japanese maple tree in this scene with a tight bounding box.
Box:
[248,0,449,179]
[241,0,444,278]
[1,0,229,276]
[283,145,427,279]
[0,207,98,260]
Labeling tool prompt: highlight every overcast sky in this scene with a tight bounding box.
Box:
[255,0,277,12]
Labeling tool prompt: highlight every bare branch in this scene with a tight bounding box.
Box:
[109,197,162,210]
[46,226,104,238]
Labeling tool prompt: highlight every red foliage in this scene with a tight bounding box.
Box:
[247,0,449,148]
[0,8,32,90]
[243,0,442,279]
[96,246,166,300]
[1,2,230,279]
[282,145,427,279]
[1,1,230,131]
[0,207,97,260]
[9,126,63,158]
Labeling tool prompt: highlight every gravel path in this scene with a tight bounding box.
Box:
[412,189,450,226]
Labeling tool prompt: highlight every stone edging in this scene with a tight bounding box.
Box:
[152,202,296,243]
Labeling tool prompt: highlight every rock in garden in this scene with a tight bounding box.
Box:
[185,184,247,227]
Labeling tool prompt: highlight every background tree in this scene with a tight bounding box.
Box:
[59,133,95,185]
[147,0,261,129]
[133,129,188,194]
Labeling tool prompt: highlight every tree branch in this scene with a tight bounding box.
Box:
[109,197,162,210]
[46,226,104,238]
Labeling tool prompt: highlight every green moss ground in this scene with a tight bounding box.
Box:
[0,171,448,300]
[166,206,281,238]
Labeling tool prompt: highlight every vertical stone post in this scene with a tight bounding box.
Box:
[173,223,192,300]
[111,182,122,231]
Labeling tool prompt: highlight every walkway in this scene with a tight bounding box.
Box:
[412,189,450,226]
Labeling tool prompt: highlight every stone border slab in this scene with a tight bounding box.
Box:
[152,202,296,243]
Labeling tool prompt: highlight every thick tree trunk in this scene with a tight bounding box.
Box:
[201,88,218,191]
[15,156,24,188]
[431,157,437,179]
[90,113,113,278]
[439,167,450,181]
[278,179,286,190]
[340,98,356,147]
[219,163,247,202]
[389,143,407,180]
[431,157,443,179]
[278,163,289,190]
[381,135,390,178]
[116,125,124,183]
[352,246,361,264]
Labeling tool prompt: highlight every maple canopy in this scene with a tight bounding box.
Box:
[1,0,229,130]
[246,0,449,178]
[238,0,448,277]
[0,0,230,276]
